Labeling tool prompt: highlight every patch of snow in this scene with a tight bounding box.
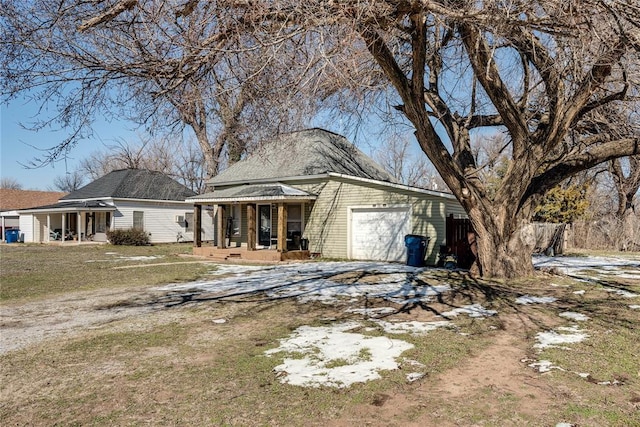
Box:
[346,307,397,316]
[573,290,586,295]
[533,325,588,350]
[212,319,227,324]
[120,255,163,261]
[528,360,564,373]
[556,423,574,427]
[208,264,273,276]
[629,305,640,310]
[402,358,426,368]
[373,319,451,335]
[265,322,413,388]
[88,254,164,262]
[534,255,640,277]
[604,288,639,298]
[156,261,451,305]
[597,380,622,386]
[516,295,557,305]
[559,311,590,321]
[406,372,425,382]
[440,303,497,318]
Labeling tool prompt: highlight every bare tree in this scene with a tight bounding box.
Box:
[609,157,640,219]
[51,170,84,192]
[1,1,321,178]
[374,134,446,190]
[282,0,640,277]
[79,136,207,192]
[4,1,639,278]
[0,177,22,190]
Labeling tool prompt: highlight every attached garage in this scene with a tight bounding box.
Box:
[348,205,411,262]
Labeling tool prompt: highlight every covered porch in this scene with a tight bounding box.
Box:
[189,184,316,261]
[20,201,116,244]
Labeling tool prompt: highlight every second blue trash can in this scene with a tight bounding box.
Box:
[404,234,429,267]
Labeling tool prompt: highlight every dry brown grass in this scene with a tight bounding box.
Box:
[1,245,639,426]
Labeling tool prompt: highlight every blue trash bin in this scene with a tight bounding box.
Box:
[5,229,19,243]
[404,234,429,267]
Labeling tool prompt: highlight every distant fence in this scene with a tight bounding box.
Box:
[531,222,566,255]
[533,215,640,253]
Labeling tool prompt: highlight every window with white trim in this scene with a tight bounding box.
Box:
[133,211,144,230]
[185,212,194,232]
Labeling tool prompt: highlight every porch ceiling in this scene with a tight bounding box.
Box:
[189,183,316,204]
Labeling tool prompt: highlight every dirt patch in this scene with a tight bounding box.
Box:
[324,314,557,427]
[0,287,169,354]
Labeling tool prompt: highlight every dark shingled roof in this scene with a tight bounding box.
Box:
[208,128,395,185]
[62,169,196,201]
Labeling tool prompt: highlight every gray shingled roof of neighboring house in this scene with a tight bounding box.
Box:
[61,169,196,201]
[208,128,396,186]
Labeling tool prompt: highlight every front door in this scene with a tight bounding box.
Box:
[258,204,271,247]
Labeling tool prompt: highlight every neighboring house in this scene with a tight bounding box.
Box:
[0,189,68,242]
[189,128,468,264]
[18,169,214,244]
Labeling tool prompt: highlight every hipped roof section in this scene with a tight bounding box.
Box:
[62,169,196,201]
[207,128,395,186]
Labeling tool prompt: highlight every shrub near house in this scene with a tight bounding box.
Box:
[107,228,150,246]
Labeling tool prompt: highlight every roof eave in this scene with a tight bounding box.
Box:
[188,195,317,204]
[207,173,330,188]
[18,206,117,214]
[327,172,457,199]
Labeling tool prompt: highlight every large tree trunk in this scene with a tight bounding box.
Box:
[466,205,536,279]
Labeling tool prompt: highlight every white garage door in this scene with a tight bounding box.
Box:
[350,207,410,262]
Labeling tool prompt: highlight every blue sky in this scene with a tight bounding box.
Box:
[1,96,141,190]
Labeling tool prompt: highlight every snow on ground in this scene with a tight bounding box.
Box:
[264,322,414,388]
[86,253,165,262]
[559,311,590,321]
[153,256,637,388]
[533,254,640,285]
[439,304,497,318]
[156,261,449,305]
[373,319,452,335]
[533,325,589,350]
[515,295,557,305]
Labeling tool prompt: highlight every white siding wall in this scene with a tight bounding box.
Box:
[113,200,215,244]
[18,214,34,242]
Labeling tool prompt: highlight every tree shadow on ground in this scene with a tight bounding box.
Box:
[97,264,638,334]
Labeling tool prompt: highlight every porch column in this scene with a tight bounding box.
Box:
[216,204,226,249]
[61,214,66,245]
[46,214,51,243]
[194,204,202,248]
[1,216,5,242]
[76,212,81,243]
[277,203,287,253]
[247,204,256,251]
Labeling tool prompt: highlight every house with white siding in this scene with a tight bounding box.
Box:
[189,128,470,265]
[18,169,214,244]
